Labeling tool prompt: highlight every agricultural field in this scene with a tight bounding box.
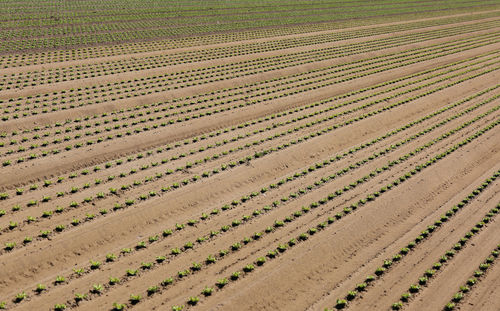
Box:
[1,0,500,310]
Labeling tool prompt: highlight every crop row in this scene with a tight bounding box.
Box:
[1,43,460,191]
[13,83,497,241]
[2,6,465,54]
[6,28,483,118]
[1,77,498,246]
[0,3,474,41]
[2,35,498,168]
[0,53,493,170]
[389,203,500,310]
[2,51,496,184]
[4,36,497,152]
[1,38,496,153]
[3,28,497,134]
[4,23,498,117]
[7,86,496,258]
[0,0,487,23]
[1,2,495,54]
[1,10,497,69]
[1,35,462,132]
[441,244,500,311]
[2,63,496,241]
[325,170,500,309]
[5,89,497,307]
[13,87,497,310]
[158,119,500,311]
[2,16,499,90]
[2,25,399,92]
[1,5,499,311]
[0,0,476,29]
[1,56,498,222]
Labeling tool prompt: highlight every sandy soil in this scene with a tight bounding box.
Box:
[2,10,498,75]
[457,258,500,311]
[1,6,499,311]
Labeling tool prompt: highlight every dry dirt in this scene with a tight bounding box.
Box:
[0,7,499,311]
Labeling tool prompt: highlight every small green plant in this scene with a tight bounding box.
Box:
[336,299,347,309]
[206,254,216,264]
[35,283,46,293]
[54,304,66,311]
[409,284,420,293]
[356,283,367,291]
[92,284,103,294]
[74,293,87,302]
[109,277,120,285]
[452,292,463,302]
[129,294,142,304]
[277,244,287,252]
[4,242,15,251]
[149,235,159,242]
[90,260,101,269]
[346,291,356,300]
[216,278,228,288]
[375,267,386,276]
[156,256,167,263]
[401,292,411,302]
[112,302,126,310]
[187,296,199,305]
[147,286,158,295]
[14,292,27,302]
[419,276,428,285]
[202,286,214,296]
[424,269,436,277]
[55,275,65,284]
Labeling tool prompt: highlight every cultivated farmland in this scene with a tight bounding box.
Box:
[1,1,500,310]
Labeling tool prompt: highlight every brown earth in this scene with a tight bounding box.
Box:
[0,6,499,311]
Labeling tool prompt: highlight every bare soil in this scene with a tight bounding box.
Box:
[1,7,499,311]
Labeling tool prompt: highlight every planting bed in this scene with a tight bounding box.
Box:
[1,1,499,310]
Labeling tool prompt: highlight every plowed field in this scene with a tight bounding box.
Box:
[1,1,500,311]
